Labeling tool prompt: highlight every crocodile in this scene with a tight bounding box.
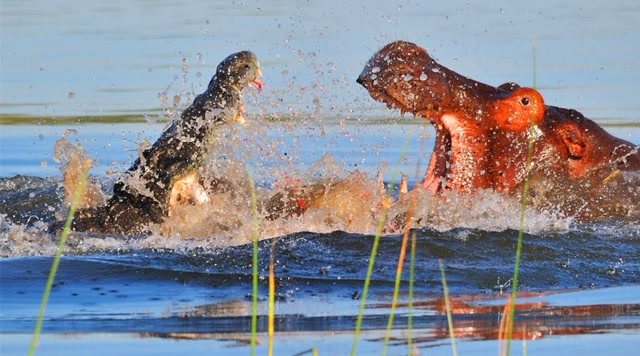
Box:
[51,51,263,235]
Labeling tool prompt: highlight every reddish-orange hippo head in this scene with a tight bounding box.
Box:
[498,82,640,180]
[358,41,640,221]
[357,41,547,193]
[357,41,545,129]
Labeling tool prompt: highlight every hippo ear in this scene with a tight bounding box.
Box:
[498,82,520,92]
[558,123,587,159]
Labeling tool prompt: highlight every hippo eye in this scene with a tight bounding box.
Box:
[520,97,531,106]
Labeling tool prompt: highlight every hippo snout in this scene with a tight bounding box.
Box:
[356,70,370,89]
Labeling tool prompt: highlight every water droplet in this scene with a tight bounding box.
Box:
[371,66,380,73]
[419,72,428,81]
[67,92,75,99]
[403,74,413,81]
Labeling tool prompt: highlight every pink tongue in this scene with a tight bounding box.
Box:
[252,77,263,91]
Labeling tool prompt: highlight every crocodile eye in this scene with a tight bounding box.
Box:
[520,97,531,106]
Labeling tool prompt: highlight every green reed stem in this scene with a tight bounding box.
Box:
[382,219,411,354]
[29,160,91,356]
[507,124,536,354]
[439,259,458,356]
[407,231,417,355]
[354,129,414,356]
[506,35,538,354]
[532,35,537,89]
[382,131,417,355]
[351,204,388,356]
[268,239,277,356]
[248,172,259,356]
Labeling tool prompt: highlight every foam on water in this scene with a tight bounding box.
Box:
[3,116,638,259]
[1,47,637,258]
[53,129,107,210]
[0,122,578,259]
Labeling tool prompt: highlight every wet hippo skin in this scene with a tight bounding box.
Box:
[358,41,640,221]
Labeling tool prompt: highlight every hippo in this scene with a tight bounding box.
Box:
[50,51,263,234]
[357,41,640,221]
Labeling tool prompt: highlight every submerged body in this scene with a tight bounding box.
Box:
[357,41,640,221]
[51,51,263,234]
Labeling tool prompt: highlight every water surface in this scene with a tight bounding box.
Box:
[1,1,639,355]
[2,0,639,121]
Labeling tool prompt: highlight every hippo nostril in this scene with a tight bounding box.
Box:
[520,97,531,106]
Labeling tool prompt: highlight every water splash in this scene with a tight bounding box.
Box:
[52,130,106,210]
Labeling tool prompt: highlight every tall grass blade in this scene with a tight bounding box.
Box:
[353,130,414,356]
[29,159,91,355]
[383,171,420,355]
[506,123,536,354]
[532,35,537,89]
[439,259,458,356]
[268,239,277,356]
[407,231,417,355]
[499,295,515,355]
[351,196,388,356]
[505,35,538,355]
[248,171,260,356]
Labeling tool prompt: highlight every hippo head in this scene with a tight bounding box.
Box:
[356,41,456,115]
[358,41,546,192]
[357,41,545,128]
[543,106,640,179]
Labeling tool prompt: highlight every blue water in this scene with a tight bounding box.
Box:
[2,0,639,121]
[1,1,640,355]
